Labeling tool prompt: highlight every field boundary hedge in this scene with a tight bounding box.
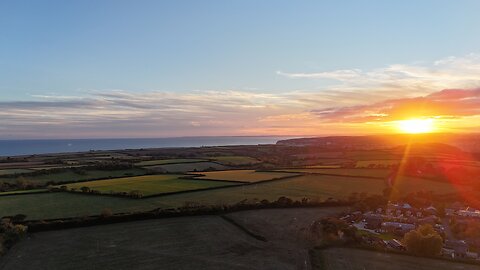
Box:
[19,202,352,233]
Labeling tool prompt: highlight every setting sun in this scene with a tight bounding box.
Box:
[397,119,435,134]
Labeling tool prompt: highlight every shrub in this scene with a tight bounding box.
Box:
[0,218,27,254]
[100,208,113,218]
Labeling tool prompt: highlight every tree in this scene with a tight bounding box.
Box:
[403,224,443,256]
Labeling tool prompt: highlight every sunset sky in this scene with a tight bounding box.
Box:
[1,1,480,139]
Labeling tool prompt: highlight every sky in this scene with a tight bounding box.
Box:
[0,0,480,139]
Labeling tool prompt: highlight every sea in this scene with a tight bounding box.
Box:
[0,136,299,157]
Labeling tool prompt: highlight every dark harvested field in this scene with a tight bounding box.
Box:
[312,247,480,270]
[0,168,147,185]
[0,216,303,270]
[144,162,229,173]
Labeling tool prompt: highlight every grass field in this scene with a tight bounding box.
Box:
[306,165,342,169]
[0,168,147,185]
[135,158,207,166]
[0,189,48,196]
[61,175,238,196]
[210,156,261,166]
[312,247,480,270]
[144,162,228,173]
[344,150,401,160]
[392,175,469,195]
[227,207,346,247]
[192,170,299,183]
[277,168,391,178]
[0,169,465,220]
[0,168,33,176]
[0,217,296,270]
[0,174,385,220]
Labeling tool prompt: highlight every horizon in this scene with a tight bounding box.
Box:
[1,131,478,142]
[2,2,480,268]
[1,1,480,139]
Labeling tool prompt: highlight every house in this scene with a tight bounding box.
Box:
[458,208,480,218]
[381,222,415,235]
[417,215,438,225]
[466,252,478,260]
[364,213,383,229]
[445,240,469,258]
[384,239,406,251]
[424,206,437,215]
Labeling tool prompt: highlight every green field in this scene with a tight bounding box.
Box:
[145,162,229,173]
[0,168,147,185]
[0,169,467,220]
[306,165,342,169]
[192,170,298,183]
[210,156,261,166]
[61,175,238,196]
[0,189,48,196]
[277,168,391,178]
[0,169,34,176]
[135,159,207,166]
[344,150,400,160]
[0,174,385,220]
[392,175,468,195]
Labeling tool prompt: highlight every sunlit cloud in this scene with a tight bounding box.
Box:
[1,54,480,138]
[311,88,480,123]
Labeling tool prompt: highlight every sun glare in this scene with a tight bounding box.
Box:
[397,119,435,134]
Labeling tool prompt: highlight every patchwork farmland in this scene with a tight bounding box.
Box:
[60,174,239,197]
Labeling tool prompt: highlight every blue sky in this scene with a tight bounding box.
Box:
[1,1,480,138]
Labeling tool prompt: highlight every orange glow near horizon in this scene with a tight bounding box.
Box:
[396,118,435,134]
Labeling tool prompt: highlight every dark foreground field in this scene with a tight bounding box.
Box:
[0,216,288,270]
[0,208,344,270]
[312,247,480,270]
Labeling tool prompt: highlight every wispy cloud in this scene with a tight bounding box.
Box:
[278,53,480,95]
[2,54,480,138]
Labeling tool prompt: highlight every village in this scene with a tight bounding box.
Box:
[341,201,480,261]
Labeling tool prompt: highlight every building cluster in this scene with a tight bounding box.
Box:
[342,201,480,261]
